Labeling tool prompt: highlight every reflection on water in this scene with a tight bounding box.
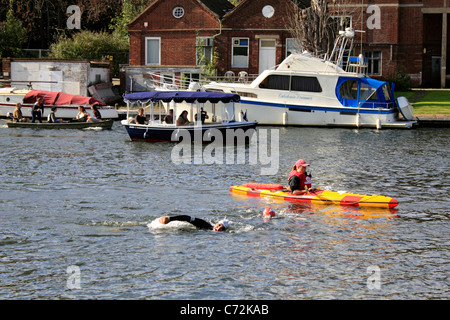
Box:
[0,123,448,299]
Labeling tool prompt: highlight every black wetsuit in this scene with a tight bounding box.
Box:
[168,215,213,230]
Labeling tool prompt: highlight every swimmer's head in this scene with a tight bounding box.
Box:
[263,207,275,217]
[214,220,230,232]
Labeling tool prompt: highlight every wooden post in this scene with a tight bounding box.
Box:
[442,14,447,88]
[442,2,448,88]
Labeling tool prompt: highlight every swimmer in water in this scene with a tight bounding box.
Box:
[158,215,229,232]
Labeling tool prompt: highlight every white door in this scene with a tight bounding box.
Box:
[259,39,276,73]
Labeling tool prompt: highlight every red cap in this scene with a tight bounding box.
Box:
[263,207,275,217]
[295,159,309,167]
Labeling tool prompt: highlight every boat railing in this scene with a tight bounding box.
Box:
[357,101,395,110]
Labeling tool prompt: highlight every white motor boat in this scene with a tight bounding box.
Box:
[202,29,416,129]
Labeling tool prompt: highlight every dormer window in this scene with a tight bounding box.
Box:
[173,6,184,19]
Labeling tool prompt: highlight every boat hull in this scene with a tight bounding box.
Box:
[230,184,399,209]
[234,99,416,129]
[122,121,258,142]
[0,104,118,120]
[5,119,114,130]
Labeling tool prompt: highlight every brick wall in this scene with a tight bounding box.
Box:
[1,58,11,87]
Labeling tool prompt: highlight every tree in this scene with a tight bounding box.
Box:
[0,0,27,57]
[109,0,148,39]
[286,0,359,58]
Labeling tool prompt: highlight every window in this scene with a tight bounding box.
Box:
[196,37,214,66]
[291,76,322,92]
[286,38,302,57]
[181,73,200,89]
[259,75,290,90]
[364,51,382,75]
[339,80,358,100]
[359,82,378,101]
[145,37,160,65]
[329,16,352,31]
[232,38,249,68]
[259,75,322,92]
[173,6,184,18]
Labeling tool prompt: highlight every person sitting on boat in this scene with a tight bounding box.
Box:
[163,109,173,124]
[176,110,190,126]
[76,106,89,122]
[87,104,102,123]
[158,215,229,232]
[13,103,28,122]
[288,159,313,195]
[31,97,44,123]
[135,107,146,124]
[194,107,209,124]
[47,107,62,123]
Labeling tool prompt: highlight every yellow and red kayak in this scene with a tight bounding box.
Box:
[230,183,399,209]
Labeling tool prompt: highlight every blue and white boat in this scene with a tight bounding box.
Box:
[202,29,416,129]
[121,91,258,142]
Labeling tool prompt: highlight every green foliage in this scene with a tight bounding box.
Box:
[0,0,27,58]
[48,30,129,77]
[385,69,412,91]
[109,0,147,39]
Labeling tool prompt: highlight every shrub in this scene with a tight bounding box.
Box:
[48,30,129,77]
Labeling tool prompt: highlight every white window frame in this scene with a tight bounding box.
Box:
[364,51,382,76]
[173,6,184,19]
[330,15,352,30]
[145,37,161,65]
[196,37,214,66]
[232,37,249,68]
[286,38,302,57]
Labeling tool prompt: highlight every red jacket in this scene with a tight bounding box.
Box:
[288,170,312,189]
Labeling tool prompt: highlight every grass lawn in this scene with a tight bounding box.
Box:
[396,90,450,115]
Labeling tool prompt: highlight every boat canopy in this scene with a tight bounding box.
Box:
[23,90,105,106]
[124,91,241,104]
[336,76,394,109]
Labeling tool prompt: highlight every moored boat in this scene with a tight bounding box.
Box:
[5,119,114,130]
[121,91,258,142]
[0,89,118,120]
[199,29,416,129]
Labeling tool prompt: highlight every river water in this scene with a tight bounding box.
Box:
[0,121,448,300]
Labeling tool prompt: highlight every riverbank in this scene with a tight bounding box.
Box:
[396,89,450,127]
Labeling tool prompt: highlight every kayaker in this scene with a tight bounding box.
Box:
[158,215,229,232]
[288,159,313,195]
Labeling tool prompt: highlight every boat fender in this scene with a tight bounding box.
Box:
[355,113,360,127]
[376,118,381,130]
[173,129,180,141]
[143,131,150,139]
[283,111,288,125]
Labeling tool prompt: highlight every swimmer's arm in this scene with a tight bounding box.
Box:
[158,215,191,224]
[159,215,213,230]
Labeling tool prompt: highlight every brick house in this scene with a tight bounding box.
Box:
[124,0,450,91]
[124,0,302,91]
